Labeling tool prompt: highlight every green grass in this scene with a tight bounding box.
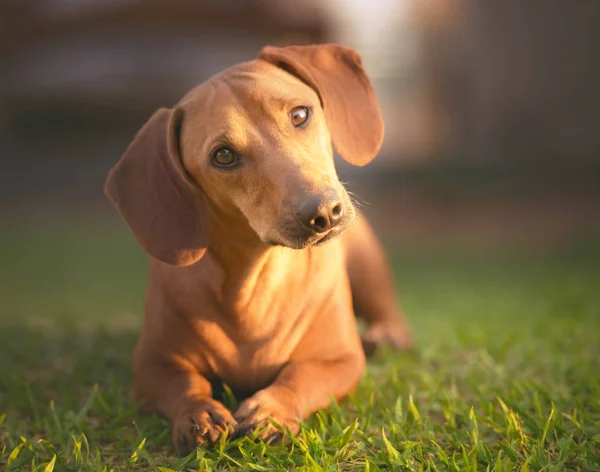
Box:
[1,221,599,471]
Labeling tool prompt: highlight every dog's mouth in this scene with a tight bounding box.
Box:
[269,228,343,250]
[295,226,345,249]
[311,226,346,246]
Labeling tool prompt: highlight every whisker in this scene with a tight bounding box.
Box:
[347,190,370,209]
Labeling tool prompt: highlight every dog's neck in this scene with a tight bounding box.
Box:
[206,212,308,313]
[207,209,271,266]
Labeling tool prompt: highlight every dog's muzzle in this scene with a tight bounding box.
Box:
[273,189,354,249]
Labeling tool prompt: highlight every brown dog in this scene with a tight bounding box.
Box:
[105,44,412,455]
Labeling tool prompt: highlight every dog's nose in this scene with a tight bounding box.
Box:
[296,192,344,233]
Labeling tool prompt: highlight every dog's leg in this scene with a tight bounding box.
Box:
[132,350,237,456]
[234,353,365,442]
[234,298,365,442]
[344,211,414,355]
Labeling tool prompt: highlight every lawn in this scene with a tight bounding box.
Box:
[1,220,599,471]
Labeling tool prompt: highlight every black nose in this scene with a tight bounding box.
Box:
[296,192,344,233]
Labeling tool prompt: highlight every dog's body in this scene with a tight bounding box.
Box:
[105,44,412,454]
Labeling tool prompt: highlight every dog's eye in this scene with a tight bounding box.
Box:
[212,147,239,168]
[290,106,309,128]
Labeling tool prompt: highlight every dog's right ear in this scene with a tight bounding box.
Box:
[104,107,209,266]
[259,44,384,166]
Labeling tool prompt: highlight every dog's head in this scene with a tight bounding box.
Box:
[105,44,384,266]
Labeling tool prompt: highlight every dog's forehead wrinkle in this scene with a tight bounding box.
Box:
[200,82,282,152]
[181,60,316,130]
[222,65,317,113]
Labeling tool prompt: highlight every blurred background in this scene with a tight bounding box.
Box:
[1,0,600,249]
[2,3,600,465]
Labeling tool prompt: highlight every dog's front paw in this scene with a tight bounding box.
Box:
[233,389,299,444]
[173,398,237,455]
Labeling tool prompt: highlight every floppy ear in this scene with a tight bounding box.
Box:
[104,107,209,266]
[259,44,384,166]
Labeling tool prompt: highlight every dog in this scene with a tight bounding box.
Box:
[105,44,413,455]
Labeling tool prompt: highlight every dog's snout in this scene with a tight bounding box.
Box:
[296,192,344,234]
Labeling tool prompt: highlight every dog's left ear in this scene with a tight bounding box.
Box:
[259,44,384,166]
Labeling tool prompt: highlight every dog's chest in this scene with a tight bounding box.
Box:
[198,279,321,390]
[185,247,338,390]
[195,304,312,391]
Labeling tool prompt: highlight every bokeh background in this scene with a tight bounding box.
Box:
[2,0,600,250]
[2,0,600,248]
